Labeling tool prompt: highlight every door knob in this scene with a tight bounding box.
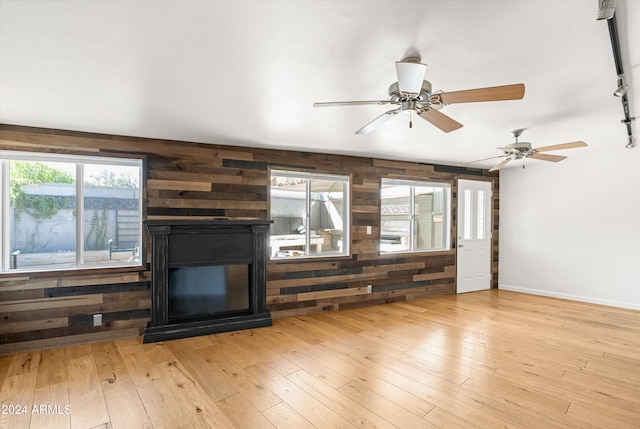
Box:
[458,244,464,248]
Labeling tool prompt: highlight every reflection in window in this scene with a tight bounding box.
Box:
[270,171,349,259]
[381,179,451,253]
[1,152,142,273]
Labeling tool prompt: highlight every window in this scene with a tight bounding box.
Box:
[380,179,450,253]
[1,151,143,273]
[270,170,349,259]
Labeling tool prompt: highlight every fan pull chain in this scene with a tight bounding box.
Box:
[409,111,413,129]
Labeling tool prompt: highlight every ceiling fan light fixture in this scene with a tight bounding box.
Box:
[395,61,427,95]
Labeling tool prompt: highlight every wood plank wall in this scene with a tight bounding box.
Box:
[0,124,499,354]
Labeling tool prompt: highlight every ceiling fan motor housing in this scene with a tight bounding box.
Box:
[505,141,532,157]
[508,142,531,149]
[388,80,432,103]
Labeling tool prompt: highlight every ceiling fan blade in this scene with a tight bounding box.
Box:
[395,61,427,94]
[355,108,400,134]
[534,141,587,152]
[529,152,567,162]
[418,108,463,133]
[469,154,508,163]
[313,100,391,107]
[437,83,525,104]
[489,157,514,172]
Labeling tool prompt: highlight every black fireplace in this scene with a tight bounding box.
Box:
[143,219,272,343]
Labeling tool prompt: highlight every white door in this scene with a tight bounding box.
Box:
[456,179,492,293]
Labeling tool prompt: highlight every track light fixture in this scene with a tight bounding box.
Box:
[597,0,617,20]
[600,11,635,149]
[614,74,628,97]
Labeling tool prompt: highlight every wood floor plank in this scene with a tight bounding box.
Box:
[261,401,316,429]
[91,342,152,429]
[30,348,70,429]
[215,328,301,377]
[163,341,239,403]
[246,362,358,429]
[0,352,41,429]
[424,406,482,429]
[155,356,236,429]
[67,355,110,429]
[337,380,436,428]
[215,393,276,429]
[287,369,397,429]
[115,341,194,429]
[199,344,284,412]
[566,403,638,429]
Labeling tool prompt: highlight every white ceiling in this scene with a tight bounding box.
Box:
[1,0,638,169]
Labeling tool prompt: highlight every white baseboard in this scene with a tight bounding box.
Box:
[498,284,640,311]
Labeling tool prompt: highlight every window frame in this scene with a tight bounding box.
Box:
[380,178,452,254]
[0,150,144,274]
[269,169,350,260]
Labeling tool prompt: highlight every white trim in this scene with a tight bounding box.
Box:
[499,283,640,311]
[1,159,8,271]
[0,150,141,167]
[76,163,84,265]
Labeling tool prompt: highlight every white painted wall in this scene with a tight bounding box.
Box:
[498,145,640,310]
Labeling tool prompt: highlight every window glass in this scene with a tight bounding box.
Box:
[477,190,486,240]
[2,152,142,273]
[83,164,141,267]
[380,184,411,252]
[381,179,450,253]
[270,171,348,259]
[9,160,77,270]
[464,189,472,240]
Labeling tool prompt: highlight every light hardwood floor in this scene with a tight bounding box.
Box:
[1,289,639,429]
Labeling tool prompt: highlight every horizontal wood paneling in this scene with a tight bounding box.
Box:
[0,268,150,354]
[0,124,499,353]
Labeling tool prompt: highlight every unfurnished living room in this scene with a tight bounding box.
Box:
[0,1,639,428]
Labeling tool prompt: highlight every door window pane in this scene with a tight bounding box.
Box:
[477,190,486,240]
[463,189,472,240]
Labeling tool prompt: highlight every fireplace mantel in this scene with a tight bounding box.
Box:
[143,219,273,343]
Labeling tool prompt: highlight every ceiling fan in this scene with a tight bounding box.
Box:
[478,129,588,172]
[313,55,525,134]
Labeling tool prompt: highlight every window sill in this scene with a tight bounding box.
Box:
[0,264,146,281]
[378,248,455,258]
[268,253,351,264]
